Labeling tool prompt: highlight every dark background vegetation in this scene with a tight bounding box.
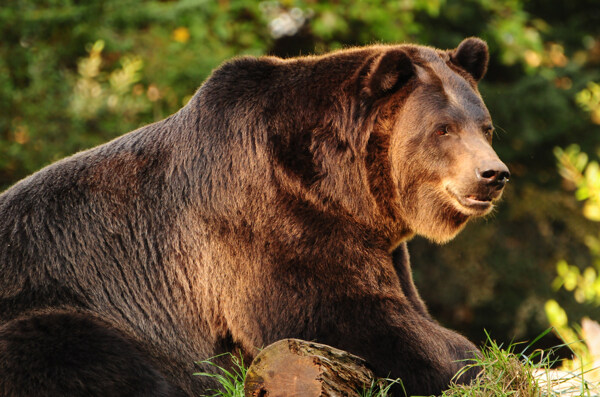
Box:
[2,0,600,351]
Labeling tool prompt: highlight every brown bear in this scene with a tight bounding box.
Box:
[0,37,509,396]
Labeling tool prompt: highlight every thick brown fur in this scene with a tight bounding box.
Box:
[0,38,508,396]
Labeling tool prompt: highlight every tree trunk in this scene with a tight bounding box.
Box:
[244,338,376,397]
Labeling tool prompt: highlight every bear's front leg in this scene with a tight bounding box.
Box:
[318,295,480,396]
[231,284,480,396]
[223,247,480,395]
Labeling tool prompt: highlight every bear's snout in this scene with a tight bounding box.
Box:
[476,162,510,190]
[444,159,509,216]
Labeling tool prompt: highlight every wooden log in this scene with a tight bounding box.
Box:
[244,339,376,397]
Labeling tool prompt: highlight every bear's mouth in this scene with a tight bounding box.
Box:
[446,186,494,215]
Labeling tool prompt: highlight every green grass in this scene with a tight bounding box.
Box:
[194,353,248,397]
[194,332,597,397]
[442,330,596,397]
[359,378,405,397]
[442,330,549,397]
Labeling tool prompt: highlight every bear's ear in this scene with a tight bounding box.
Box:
[449,37,489,82]
[363,49,415,99]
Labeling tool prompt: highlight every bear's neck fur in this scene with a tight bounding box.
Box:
[178,48,425,252]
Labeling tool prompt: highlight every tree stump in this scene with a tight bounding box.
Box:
[244,339,376,397]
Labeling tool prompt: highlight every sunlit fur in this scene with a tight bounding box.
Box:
[0,39,501,396]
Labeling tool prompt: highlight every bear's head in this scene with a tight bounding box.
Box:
[360,38,509,244]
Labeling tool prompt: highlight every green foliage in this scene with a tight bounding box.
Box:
[442,330,597,397]
[359,377,404,397]
[550,145,600,305]
[546,144,600,380]
[194,353,248,397]
[576,82,600,125]
[443,337,541,396]
[555,145,600,223]
[70,40,149,123]
[0,0,271,188]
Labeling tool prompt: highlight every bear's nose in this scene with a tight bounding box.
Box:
[476,163,510,188]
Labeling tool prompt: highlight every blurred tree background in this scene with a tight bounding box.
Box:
[2,0,600,353]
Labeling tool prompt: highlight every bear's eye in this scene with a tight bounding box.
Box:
[483,126,494,139]
[435,125,450,136]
